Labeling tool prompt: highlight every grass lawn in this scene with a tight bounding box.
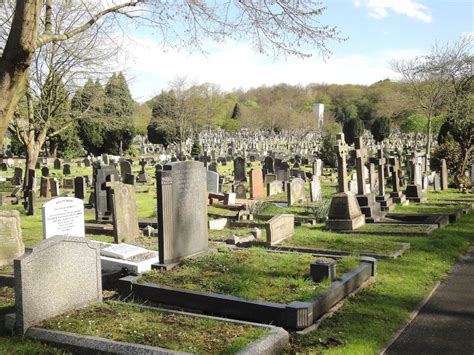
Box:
[40,302,267,354]
[358,224,432,234]
[392,202,469,215]
[208,227,263,241]
[282,225,406,255]
[139,248,359,304]
[289,211,474,353]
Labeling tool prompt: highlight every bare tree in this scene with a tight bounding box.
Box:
[390,36,473,171]
[0,0,344,148]
[7,0,117,188]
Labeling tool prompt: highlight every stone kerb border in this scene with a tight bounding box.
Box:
[26,302,289,355]
[268,242,411,260]
[118,258,376,330]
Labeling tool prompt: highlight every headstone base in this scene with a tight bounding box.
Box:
[375,194,395,212]
[390,191,409,205]
[326,192,366,230]
[404,185,427,203]
[356,194,385,223]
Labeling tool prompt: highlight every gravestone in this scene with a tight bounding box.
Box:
[40,177,49,198]
[312,159,323,177]
[372,148,393,213]
[287,178,305,206]
[137,159,150,183]
[12,167,23,186]
[326,133,365,230]
[120,160,133,182]
[107,181,140,244]
[42,197,85,239]
[53,158,61,170]
[0,211,25,266]
[63,164,71,176]
[41,166,49,177]
[389,157,407,204]
[249,168,264,199]
[50,178,60,197]
[267,180,283,196]
[207,170,219,194]
[14,236,102,334]
[233,157,246,182]
[0,162,7,171]
[233,182,247,199]
[434,174,441,191]
[266,214,294,246]
[208,162,218,173]
[124,174,135,185]
[310,177,321,202]
[440,159,448,190]
[155,161,208,267]
[263,156,274,173]
[93,165,120,223]
[74,176,86,200]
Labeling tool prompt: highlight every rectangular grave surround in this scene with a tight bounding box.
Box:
[118,254,376,330]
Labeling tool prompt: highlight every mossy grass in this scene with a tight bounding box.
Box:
[139,247,358,303]
[40,301,267,354]
[282,225,406,255]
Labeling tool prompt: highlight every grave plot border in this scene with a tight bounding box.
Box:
[26,302,289,355]
[384,214,450,228]
[337,224,438,236]
[118,257,376,330]
[266,242,411,260]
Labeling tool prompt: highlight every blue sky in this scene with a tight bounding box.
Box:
[118,0,473,101]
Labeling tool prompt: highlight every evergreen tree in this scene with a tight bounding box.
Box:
[342,117,364,145]
[231,102,241,120]
[191,139,202,157]
[371,117,391,143]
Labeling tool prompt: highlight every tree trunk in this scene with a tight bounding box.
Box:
[425,115,433,172]
[22,141,42,191]
[0,0,42,148]
[49,141,58,158]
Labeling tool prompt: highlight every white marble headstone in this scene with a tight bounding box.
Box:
[42,197,85,239]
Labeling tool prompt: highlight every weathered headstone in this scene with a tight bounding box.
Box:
[155,161,208,267]
[39,177,49,198]
[206,170,219,194]
[93,165,120,222]
[14,236,102,334]
[50,178,60,197]
[440,159,448,190]
[233,182,247,199]
[42,197,85,239]
[249,168,264,199]
[287,178,305,206]
[310,177,321,202]
[326,133,365,230]
[267,180,283,196]
[107,181,140,244]
[233,157,246,182]
[0,211,25,266]
[12,167,23,186]
[41,166,49,177]
[53,158,61,170]
[120,160,133,182]
[266,214,294,246]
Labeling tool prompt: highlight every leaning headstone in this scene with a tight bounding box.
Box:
[155,161,208,268]
[0,210,25,266]
[42,197,85,239]
[14,236,102,334]
[12,167,23,186]
[107,181,140,244]
[266,214,294,246]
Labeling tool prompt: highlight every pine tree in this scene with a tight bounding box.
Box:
[231,102,241,120]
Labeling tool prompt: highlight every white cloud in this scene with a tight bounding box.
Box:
[116,36,420,101]
[354,0,432,23]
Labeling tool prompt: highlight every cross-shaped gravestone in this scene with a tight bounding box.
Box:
[335,133,349,193]
[389,157,400,193]
[139,159,147,174]
[374,148,386,196]
[354,137,367,195]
